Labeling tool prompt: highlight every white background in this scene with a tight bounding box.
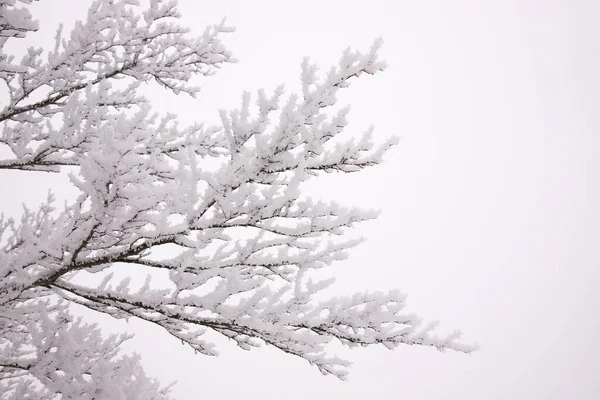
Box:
[2,0,598,399]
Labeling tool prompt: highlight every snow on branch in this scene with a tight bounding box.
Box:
[0,0,233,172]
[0,300,172,399]
[0,0,476,396]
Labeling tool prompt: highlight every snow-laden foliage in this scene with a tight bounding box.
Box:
[0,0,476,397]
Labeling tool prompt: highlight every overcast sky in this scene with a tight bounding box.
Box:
[3,0,599,399]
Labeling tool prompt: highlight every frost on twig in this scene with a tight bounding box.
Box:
[0,0,476,396]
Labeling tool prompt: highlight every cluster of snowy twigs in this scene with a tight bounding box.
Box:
[0,0,475,398]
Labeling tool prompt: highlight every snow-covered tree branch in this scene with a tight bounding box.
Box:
[0,0,476,397]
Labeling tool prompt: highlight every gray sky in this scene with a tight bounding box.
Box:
[3,0,599,399]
